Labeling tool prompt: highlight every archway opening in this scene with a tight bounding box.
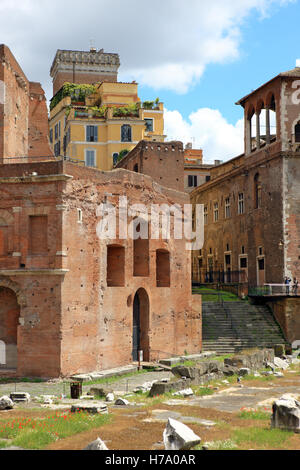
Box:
[132,288,150,362]
[0,287,20,370]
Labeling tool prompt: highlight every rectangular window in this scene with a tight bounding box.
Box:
[29,216,48,255]
[225,197,230,218]
[54,141,61,157]
[206,175,211,182]
[86,125,98,142]
[121,125,132,143]
[214,202,219,222]
[238,193,244,215]
[85,150,96,167]
[145,118,154,132]
[240,257,248,268]
[188,175,198,187]
[58,121,61,138]
[54,124,58,140]
[49,129,53,144]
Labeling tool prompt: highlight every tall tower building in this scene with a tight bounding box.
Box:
[50,47,121,95]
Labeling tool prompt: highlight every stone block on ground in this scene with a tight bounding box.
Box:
[223,364,239,376]
[71,403,108,414]
[163,418,201,450]
[149,379,191,397]
[83,437,108,450]
[172,388,194,397]
[274,344,285,357]
[271,395,300,432]
[115,398,130,406]
[10,392,30,403]
[0,396,14,410]
[90,387,113,398]
[274,357,289,370]
[105,393,115,402]
[238,368,251,377]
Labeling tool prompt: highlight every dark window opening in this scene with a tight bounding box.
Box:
[145,118,154,132]
[295,122,300,143]
[107,245,125,287]
[121,125,132,143]
[188,175,198,187]
[258,258,265,270]
[156,250,170,287]
[133,223,149,277]
[240,257,247,268]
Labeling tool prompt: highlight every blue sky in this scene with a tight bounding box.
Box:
[139,0,300,125]
[0,0,299,162]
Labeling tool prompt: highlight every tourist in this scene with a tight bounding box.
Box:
[293,277,298,296]
[284,276,291,295]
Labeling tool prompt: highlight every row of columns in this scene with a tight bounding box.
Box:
[246,107,274,155]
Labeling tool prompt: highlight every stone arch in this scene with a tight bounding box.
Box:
[0,276,26,308]
[0,286,20,369]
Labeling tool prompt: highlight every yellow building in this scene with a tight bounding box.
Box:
[49,80,165,170]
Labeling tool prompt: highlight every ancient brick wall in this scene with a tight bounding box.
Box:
[0,161,201,377]
[116,140,185,192]
[28,82,53,158]
[0,45,53,162]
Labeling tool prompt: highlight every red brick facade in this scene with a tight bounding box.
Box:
[0,160,201,378]
[0,45,53,163]
[116,140,185,192]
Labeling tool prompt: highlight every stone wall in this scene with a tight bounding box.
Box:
[0,160,201,377]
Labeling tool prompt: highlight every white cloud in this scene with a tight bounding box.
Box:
[0,0,294,97]
[164,107,244,162]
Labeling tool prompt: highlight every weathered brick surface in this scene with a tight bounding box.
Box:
[0,161,201,377]
[0,45,53,162]
[116,140,185,192]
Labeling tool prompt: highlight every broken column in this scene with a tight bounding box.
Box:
[271,395,300,433]
[163,418,201,450]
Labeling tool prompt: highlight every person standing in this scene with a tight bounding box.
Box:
[285,276,291,295]
[293,277,298,295]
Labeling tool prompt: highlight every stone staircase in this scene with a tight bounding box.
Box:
[202,301,289,354]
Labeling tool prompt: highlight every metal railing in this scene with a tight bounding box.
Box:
[249,283,299,296]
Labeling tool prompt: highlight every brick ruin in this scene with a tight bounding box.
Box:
[0,45,53,163]
[0,161,201,377]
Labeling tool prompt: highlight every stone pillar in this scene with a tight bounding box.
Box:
[245,115,252,156]
[266,107,270,145]
[256,112,261,150]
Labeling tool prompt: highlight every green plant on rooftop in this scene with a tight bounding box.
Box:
[50,83,97,111]
[112,104,139,117]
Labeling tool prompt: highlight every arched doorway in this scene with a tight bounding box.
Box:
[0,287,20,369]
[132,289,150,362]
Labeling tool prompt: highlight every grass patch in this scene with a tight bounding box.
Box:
[192,287,240,302]
[233,426,293,449]
[84,368,156,386]
[238,408,271,420]
[193,386,214,397]
[0,410,111,450]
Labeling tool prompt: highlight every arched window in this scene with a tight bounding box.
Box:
[121,125,132,143]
